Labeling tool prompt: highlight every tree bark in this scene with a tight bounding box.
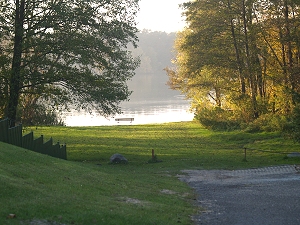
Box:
[227,0,246,94]
[283,0,296,102]
[6,0,25,127]
[242,0,259,119]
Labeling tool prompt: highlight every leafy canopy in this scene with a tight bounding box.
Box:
[0,0,140,119]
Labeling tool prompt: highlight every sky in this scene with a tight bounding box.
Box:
[136,0,187,33]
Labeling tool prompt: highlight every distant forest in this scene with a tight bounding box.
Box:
[127,31,178,100]
[133,30,176,75]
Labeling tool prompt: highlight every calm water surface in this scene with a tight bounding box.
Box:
[64,98,193,126]
[64,72,194,126]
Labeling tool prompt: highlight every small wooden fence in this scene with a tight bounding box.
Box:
[0,118,67,160]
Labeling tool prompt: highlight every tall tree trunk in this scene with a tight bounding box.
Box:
[228,0,246,94]
[284,0,295,94]
[6,0,25,127]
[279,23,292,114]
[242,0,259,119]
[251,43,264,98]
[215,87,222,107]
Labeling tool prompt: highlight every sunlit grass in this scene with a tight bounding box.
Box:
[25,121,300,169]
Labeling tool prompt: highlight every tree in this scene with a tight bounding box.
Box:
[167,0,300,130]
[0,0,140,126]
[166,1,241,113]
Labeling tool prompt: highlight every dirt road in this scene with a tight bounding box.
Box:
[180,165,300,225]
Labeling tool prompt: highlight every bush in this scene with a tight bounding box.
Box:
[283,105,300,142]
[196,106,288,133]
[243,114,287,133]
[195,107,241,131]
[19,101,65,126]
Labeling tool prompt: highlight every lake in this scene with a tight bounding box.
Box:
[64,97,194,126]
[63,72,194,126]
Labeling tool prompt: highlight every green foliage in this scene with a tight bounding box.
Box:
[0,0,140,123]
[195,104,288,133]
[243,114,287,133]
[229,93,256,123]
[284,92,300,142]
[283,104,300,142]
[168,0,300,131]
[0,55,10,118]
[195,107,241,131]
[10,94,65,126]
[19,103,65,126]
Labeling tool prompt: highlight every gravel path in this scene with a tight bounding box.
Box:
[179,165,300,225]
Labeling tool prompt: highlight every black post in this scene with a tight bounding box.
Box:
[243,148,247,162]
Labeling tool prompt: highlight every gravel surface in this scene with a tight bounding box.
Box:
[179,165,300,225]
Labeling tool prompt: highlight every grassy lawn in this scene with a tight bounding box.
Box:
[1,121,300,224]
[27,121,300,169]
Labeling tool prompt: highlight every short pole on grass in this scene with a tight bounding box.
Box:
[148,149,162,163]
[243,148,247,162]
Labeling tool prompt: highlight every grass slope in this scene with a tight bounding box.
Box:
[0,142,195,225]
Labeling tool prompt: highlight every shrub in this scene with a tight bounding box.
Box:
[18,101,65,126]
[195,107,241,131]
[243,114,287,133]
[283,105,300,142]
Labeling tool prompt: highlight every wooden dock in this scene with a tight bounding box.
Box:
[115,118,134,123]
